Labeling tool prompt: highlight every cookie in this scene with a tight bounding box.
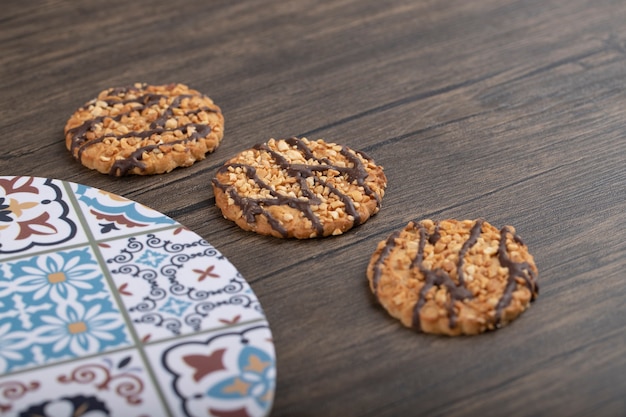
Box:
[367,219,539,336]
[64,83,224,176]
[211,137,387,239]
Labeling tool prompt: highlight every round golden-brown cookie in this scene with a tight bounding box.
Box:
[212,137,387,239]
[64,83,224,176]
[367,219,539,336]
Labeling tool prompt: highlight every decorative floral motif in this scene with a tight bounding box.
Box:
[36,303,128,357]
[137,249,168,268]
[194,265,220,281]
[103,231,264,340]
[0,247,129,373]
[161,325,275,417]
[0,176,275,416]
[58,356,145,406]
[0,177,77,256]
[16,395,110,417]
[0,197,12,222]
[0,380,40,413]
[0,351,162,416]
[0,323,30,373]
[1,248,102,302]
[206,345,275,410]
[160,298,192,316]
[72,183,175,240]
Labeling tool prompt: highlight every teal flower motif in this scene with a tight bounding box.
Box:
[207,345,275,410]
[160,297,192,316]
[9,249,102,302]
[0,322,30,373]
[137,250,168,268]
[36,303,127,357]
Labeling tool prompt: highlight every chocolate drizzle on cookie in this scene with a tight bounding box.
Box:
[409,221,475,330]
[371,219,538,332]
[65,85,220,176]
[371,230,401,290]
[108,124,214,176]
[457,220,484,287]
[213,161,323,237]
[212,137,383,238]
[495,226,539,323]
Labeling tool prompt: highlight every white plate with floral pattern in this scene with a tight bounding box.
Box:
[0,176,275,417]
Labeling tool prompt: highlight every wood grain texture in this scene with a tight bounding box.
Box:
[2,0,626,415]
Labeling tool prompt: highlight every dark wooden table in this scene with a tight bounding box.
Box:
[2,0,626,416]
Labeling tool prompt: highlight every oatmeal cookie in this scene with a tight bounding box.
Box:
[64,83,224,176]
[367,219,539,335]
[212,137,387,238]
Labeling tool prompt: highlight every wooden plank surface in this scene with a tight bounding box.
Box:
[2,0,626,415]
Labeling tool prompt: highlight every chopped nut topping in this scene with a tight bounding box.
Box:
[367,219,539,336]
[64,83,224,176]
[212,137,387,239]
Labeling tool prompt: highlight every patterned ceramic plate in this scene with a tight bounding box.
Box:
[0,176,275,417]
